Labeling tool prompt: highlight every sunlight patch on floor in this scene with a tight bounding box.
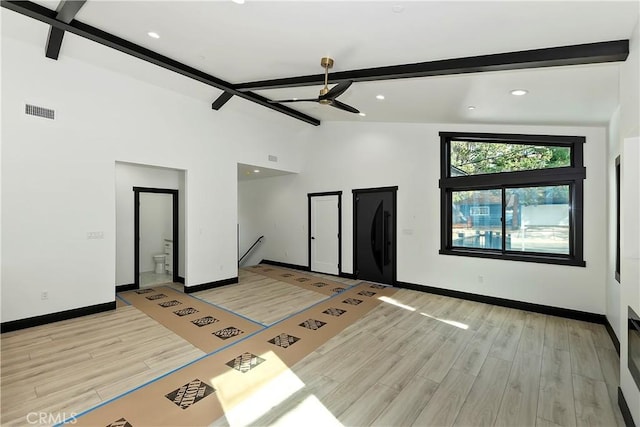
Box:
[420,312,469,329]
[210,351,305,426]
[379,296,468,329]
[378,296,416,311]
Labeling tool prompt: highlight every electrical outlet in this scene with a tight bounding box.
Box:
[86,231,104,240]
[478,275,484,284]
[41,291,48,300]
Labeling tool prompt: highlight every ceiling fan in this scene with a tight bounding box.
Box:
[268,57,360,114]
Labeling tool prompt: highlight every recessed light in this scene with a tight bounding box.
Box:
[147,31,160,39]
[232,0,245,4]
[253,169,260,173]
[510,89,528,96]
[358,112,367,117]
[376,95,385,100]
[467,106,476,110]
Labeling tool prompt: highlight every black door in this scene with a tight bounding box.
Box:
[353,187,397,285]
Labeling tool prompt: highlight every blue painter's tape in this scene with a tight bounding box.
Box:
[115,294,131,305]
[60,281,367,425]
[266,281,362,327]
[58,324,268,425]
[178,289,267,327]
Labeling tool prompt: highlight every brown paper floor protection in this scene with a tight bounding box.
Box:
[119,286,264,353]
[248,264,350,296]
[72,282,396,426]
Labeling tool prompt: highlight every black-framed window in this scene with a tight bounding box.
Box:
[439,132,586,267]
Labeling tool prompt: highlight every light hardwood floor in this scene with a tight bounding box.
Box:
[0,305,204,426]
[192,269,348,325]
[1,268,625,427]
[278,288,625,427]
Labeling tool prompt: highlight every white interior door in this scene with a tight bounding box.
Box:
[311,195,339,275]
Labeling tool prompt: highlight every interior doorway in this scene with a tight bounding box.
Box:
[308,192,342,275]
[134,187,179,288]
[353,186,397,285]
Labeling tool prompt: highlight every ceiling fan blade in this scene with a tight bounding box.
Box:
[268,98,318,104]
[321,80,353,100]
[331,100,360,114]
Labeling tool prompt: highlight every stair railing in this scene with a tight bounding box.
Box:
[238,235,264,266]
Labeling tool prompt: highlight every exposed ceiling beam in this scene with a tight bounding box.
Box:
[2,0,320,126]
[46,0,86,60]
[235,40,629,91]
[212,92,234,110]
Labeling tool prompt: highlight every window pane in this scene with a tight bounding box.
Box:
[452,189,503,250]
[505,186,570,254]
[450,141,571,176]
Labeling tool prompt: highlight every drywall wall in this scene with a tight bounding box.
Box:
[139,193,173,273]
[115,162,184,284]
[244,120,608,315]
[178,172,186,279]
[238,179,270,267]
[607,107,622,340]
[1,10,307,322]
[618,15,640,426]
[621,136,640,425]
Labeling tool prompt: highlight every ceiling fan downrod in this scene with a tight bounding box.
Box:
[319,57,334,104]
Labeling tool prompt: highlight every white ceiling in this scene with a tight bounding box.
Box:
[14,1,640,126]
[237,163,294,181]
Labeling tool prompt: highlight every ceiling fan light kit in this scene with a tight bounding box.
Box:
[269,57,361,114]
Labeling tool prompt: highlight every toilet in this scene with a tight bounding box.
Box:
[153,254,166,274]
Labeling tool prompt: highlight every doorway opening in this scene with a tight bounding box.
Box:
[237,162,295,267]
[353,186,397,285]
[308,191,342,276]
[134,187,179,288]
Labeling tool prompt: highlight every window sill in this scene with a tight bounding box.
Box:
[439,248,586,267]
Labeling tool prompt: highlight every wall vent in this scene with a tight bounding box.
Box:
[268,155,278,162]
[25,104,55,120]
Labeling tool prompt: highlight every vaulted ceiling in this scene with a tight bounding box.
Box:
[3,1,639,127]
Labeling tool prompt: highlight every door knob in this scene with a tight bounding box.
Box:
[311,236,315,239]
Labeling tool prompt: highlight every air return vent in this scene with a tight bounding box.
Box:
[25,104,55,120]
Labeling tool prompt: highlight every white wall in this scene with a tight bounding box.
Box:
[115,162,184,284]
[617,14,640,426]
[621,136,640,423]
[244,121,607,315]
[1,10,308,322]
[139,193,173,273]
[238,174,306,267]
[238,179,270,267]
[179,172,186,278]
[607,106,622,340]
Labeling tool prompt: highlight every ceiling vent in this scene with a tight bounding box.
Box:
[25,104,55,120]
